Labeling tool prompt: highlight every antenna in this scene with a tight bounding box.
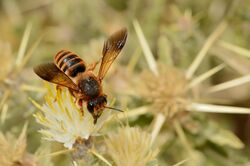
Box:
[105,106,123,112]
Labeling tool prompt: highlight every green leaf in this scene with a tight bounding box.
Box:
[207,129,244,149]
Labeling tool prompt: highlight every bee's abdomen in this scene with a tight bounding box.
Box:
[54,50,86,78]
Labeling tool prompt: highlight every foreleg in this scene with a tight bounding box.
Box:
[77,99,84,116]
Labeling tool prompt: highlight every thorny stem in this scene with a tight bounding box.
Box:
[207,74,250,93]
[187,103,250,114]
[187,64,225,89]
[0,90,10,110]
[89,149,112,166]
[106,106,149,125]
[127,48,142,74]
[173,158,190,166]
[17,33,44,72]
[186,21,227,79]
[15,23,32,67]
[133,19,159,76]
[219,40,250,58]
[173,120,196,160]
[20,84,46,92]
[1,104,8,124]
[150,113,166,145]
[37,148,75,160]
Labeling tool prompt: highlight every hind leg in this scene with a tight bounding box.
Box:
[54,85,63,102]
[88,60,100,71]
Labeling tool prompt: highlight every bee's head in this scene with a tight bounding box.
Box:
[87,95,107,124]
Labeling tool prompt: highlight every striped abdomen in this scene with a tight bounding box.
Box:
[54,50,86,78]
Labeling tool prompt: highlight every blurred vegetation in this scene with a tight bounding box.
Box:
[1,0,250,165]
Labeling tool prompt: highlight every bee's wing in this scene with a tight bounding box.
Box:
[34,62,79,91]
[98,28,127,81]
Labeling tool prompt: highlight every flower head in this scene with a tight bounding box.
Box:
[138,64,188,117]
[32,84,110,148]
[0,124,36,166]
[105,126,158,166]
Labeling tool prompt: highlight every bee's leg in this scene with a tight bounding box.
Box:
[77,99,84,116]
[68,89,84,116]
[68,88,75,97]
[56,85,62,91]
[88,60,100,71]
[54,85,63,102]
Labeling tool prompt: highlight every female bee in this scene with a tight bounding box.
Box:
[34,28,127,123]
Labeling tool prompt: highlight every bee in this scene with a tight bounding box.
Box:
[34,28,127,123]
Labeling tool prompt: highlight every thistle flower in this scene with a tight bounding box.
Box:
[105,126,158,166]
[0,124,37,166]
[138,64,188,118]
[133,20,250,118]
[31,84,110,149]
[133,20,250,149]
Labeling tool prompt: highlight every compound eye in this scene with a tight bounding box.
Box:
[87,102,94,113]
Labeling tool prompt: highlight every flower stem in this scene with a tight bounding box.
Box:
[150,113,166,145]
[89,149,112,166]
[186,22,227,79]
[37,148,75,160]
